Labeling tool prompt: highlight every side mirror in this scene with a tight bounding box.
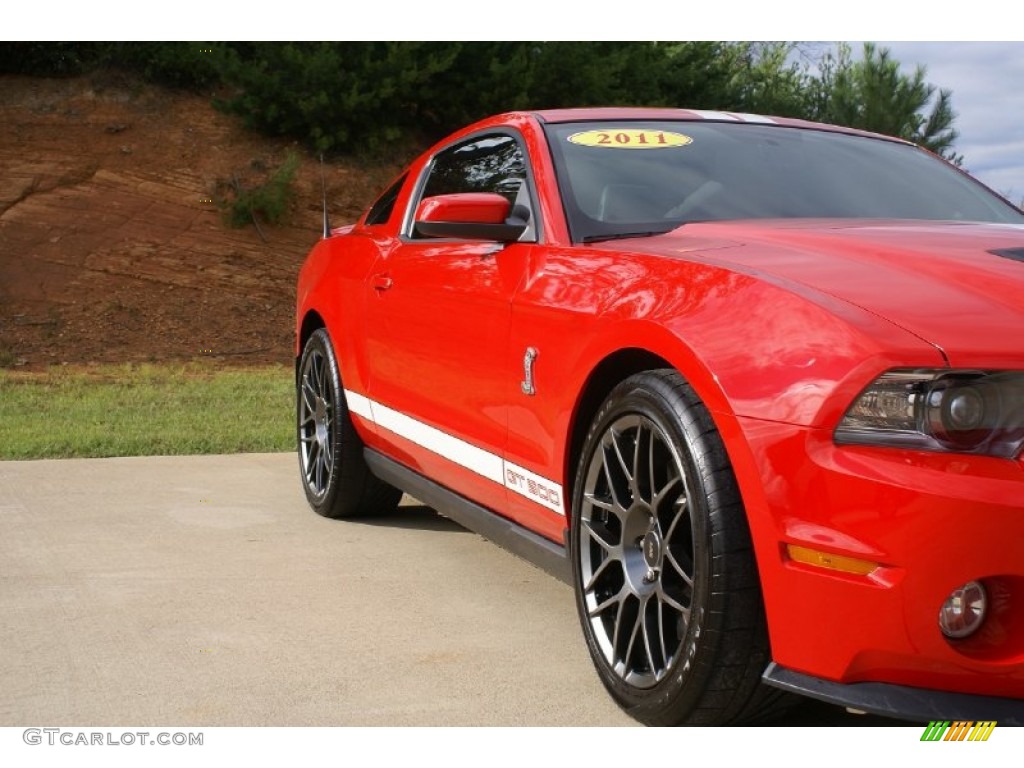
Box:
[414,192,529,242]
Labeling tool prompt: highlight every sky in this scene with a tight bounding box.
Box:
[854,42,1024,202]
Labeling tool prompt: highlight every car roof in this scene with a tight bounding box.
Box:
[530,107,909,144]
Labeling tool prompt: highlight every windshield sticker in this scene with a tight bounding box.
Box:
[567,129,692,149]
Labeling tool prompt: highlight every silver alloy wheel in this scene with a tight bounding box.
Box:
[579,413,695,689]
[298,346,334,498]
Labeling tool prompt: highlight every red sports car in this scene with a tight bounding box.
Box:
[295,108,1024,726]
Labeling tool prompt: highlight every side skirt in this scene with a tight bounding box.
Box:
[364,449,571,584]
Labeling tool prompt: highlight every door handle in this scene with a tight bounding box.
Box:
[372,273,393,291]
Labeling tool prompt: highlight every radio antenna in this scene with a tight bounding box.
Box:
[320,154,332,239]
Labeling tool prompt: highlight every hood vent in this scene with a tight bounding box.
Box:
[989,247,1024,263]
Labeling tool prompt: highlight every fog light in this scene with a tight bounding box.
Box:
[939,581,987,639]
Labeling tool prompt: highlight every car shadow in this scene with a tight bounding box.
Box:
[346,502,470,534]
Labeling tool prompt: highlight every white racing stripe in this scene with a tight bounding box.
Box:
[370,399,505,485]
[728,112,776,124]
[344,389,565,516]
[344,390,374,422]
[688,109,738,121]
[688,110,776,124]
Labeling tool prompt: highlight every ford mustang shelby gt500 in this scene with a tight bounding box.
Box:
[295,108,1024,726]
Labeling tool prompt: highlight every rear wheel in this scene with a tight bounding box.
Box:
[570,370,787,725]
[297,328,401,518]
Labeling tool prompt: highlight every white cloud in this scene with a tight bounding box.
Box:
[870,42,1024,200]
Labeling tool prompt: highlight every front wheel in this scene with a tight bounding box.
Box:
[297,328,401,518]
[570,370,787,725]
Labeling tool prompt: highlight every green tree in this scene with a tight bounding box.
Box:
[718,42,814,117]
[808,43,961,164]
[214,42,804,155]
[423,42,746,123]
[0,42,104,76]
[216,42,462,154]
[649,42,753,110]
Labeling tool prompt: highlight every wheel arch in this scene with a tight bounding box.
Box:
[298,309,327,354]
[564,347,673,503]
[563,324,741,508]
[296,309,327,382]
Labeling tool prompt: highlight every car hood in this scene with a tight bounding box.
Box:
[619,219,1024,368]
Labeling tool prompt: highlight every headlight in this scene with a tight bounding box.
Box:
[835,369,1024,458]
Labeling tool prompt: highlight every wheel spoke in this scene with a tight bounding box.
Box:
[584,556,615,593]
[307,357,318,397]
[663,495,688,542]
[317,356,327,399]
[301,381,316,413]
[588,586,626,619]
[640,596,657,676]
[656,596,668,669]
[317,444,329,493]
[621,603,642,672]
[609,427,634,492]
[584,491,617,515]
[632,421,644,498]
[653,473,683,512]
[582,539,622,592]
[665,550,694,587]
[648,424,657,506]
[598,456,622,512]
[598,442,634,514]
[581,518,616,553]
[305,440,319,482]
[658,583,690,619]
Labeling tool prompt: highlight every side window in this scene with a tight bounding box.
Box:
[412,133,536,240]
[365,173,407,226]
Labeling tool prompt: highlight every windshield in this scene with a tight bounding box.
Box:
[542,120,1024,242]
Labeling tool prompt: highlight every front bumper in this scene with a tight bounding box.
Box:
[736,417,1024,703]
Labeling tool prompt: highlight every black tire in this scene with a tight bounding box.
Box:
[297,328,401,518]
[570,369,788,725]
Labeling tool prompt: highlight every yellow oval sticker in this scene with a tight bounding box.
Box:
[567,129,693,149]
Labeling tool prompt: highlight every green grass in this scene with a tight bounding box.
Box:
[0,362,295,459]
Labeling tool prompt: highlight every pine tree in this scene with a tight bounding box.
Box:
[808,43,961,164]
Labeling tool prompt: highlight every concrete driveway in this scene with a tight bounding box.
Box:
[0,453,888,726]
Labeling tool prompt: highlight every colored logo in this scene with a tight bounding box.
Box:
[567,129,692,149]
[920,721,996,742]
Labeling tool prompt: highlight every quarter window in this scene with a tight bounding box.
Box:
[365,173,407,226]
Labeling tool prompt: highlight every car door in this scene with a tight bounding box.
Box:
[363,132,537,515]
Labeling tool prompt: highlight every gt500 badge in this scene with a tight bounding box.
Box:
[568,129,693,149]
